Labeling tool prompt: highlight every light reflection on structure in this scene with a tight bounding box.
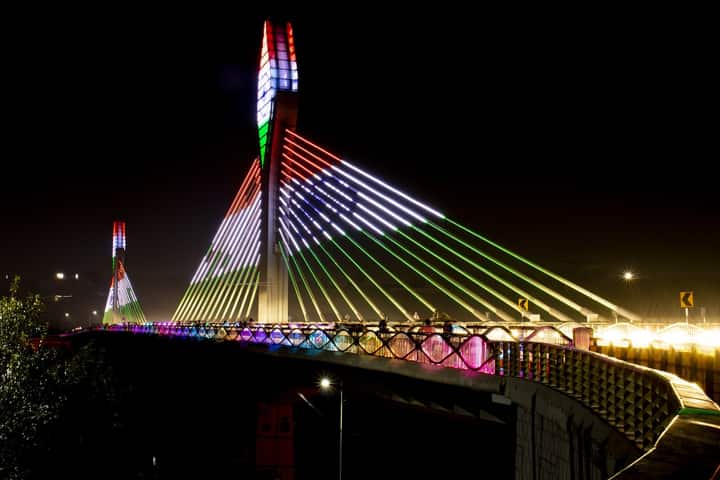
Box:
[594,322,720,352]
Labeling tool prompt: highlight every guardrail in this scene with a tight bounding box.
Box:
[102,322,718,451]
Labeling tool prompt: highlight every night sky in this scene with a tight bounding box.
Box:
[2,10,717,326]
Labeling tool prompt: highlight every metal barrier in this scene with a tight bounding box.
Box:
[103,322,718,452]
[489,341,719,450]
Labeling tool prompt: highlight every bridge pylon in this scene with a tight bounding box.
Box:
[256,20,299,324]
[172,19,642,327]
[172,19,298,324]
[258,91,297,324]
[102,221,146,325]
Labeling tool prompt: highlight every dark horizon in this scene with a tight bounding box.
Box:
[2,12,717,326]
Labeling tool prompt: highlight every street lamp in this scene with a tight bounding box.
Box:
[56,273,65,280]
[622,271,635,281]
[319,377,343,480]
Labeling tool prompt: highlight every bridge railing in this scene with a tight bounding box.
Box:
[102,322,718,451]
[488,341,719,450]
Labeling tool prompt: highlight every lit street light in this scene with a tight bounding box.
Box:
[623,271,634,281]
[320,377,343,480]
[56,273,65,280]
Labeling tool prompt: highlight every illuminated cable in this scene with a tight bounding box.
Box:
[445,218,640,321]
[279,239,309,322]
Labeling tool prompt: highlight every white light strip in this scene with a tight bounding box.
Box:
[356,203,396,231]
[211,231,261,320]
[190,193,259,283]
[358,191,411,227]
[339,213,362,231]
[289,149,430,227]
[279,196,311,236]
[330,164,430,223]
[316,184,351,211]
[212,194,261,274]
[192,193,260,283]
[340,160,443,218]
[195,177,260,282]
[189,209,261,320]
[352,212,383,236]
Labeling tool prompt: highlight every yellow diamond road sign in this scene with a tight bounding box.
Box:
[518,298,529,311]
[680,291,694,308]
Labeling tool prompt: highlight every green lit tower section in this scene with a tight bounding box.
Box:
[257,19,298,324]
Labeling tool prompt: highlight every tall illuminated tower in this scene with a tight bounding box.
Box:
[256,19,298,324]
[172,19,297,324]
[103,221,146,324]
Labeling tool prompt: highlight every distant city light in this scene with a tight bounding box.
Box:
[56,273,65,280]
[74,273,79,280]
[64,312,70,318]
[623,271,634,281]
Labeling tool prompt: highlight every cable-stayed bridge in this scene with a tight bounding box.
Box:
[96,19,719,479]
[170,22,637,328]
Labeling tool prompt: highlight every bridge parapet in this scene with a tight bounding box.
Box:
[103,321,719,456]
[490,341,718,451]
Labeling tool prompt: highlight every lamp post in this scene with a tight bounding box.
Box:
[320,377,343,480]
[621,270,636,322]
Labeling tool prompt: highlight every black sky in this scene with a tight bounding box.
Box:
[2,9,718,324]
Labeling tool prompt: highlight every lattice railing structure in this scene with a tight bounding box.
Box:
[107,322,495,372]
[490,342,717,450]
[102,322,714,451]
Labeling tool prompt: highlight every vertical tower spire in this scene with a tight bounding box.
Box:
[103,221,146,324]
[172,19,299,324]
[257,19,299,324]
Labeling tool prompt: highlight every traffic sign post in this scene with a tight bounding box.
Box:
[518,298,529,321]
[680,291,693,324]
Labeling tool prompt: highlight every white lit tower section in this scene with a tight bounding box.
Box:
[256,19,298,324]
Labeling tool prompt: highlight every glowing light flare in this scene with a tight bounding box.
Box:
[594,322,720,349]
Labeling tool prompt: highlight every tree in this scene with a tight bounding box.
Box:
[0,277,116,479]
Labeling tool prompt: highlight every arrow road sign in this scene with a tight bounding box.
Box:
[518,298,529,311]
[680,291,694,308]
